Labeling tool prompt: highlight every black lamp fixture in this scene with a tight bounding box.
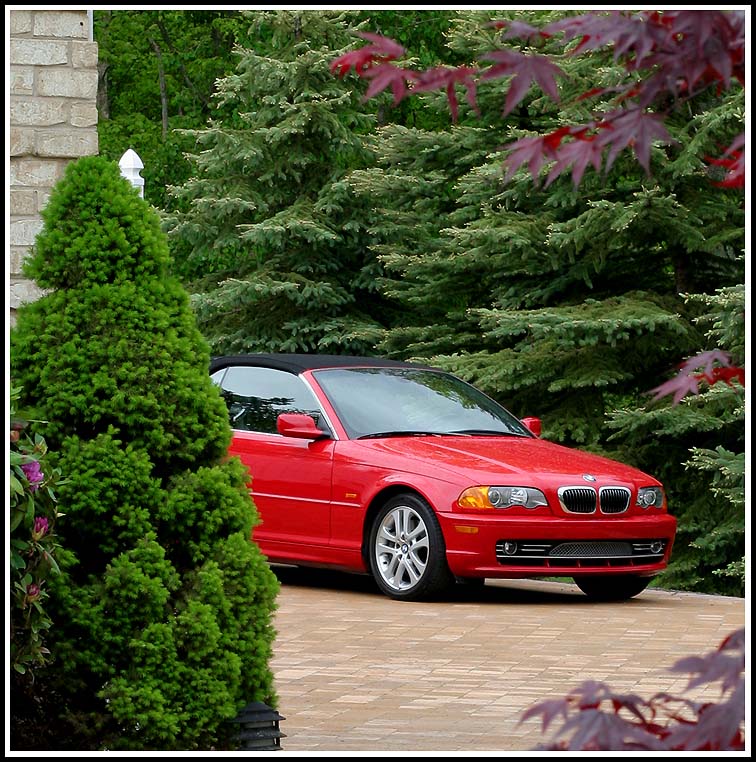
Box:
[229,701,286,751]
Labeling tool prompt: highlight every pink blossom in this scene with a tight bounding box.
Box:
[21,460,44,492]
[26,583,41,602]
[32,516,49,541]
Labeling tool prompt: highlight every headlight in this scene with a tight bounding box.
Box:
[458,486,549,511]
[637,486,665,508]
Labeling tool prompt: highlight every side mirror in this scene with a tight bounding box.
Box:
[521,416,542,437]
[277,413,326,440]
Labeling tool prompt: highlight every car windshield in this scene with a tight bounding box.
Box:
[312,367,532,440]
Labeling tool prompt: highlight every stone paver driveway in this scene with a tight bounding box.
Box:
[269,569,745,752]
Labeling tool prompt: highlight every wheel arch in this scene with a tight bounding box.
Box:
[360,484,433,568]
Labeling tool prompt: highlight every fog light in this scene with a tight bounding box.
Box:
[651,541,663,554]
[503,541,518,555]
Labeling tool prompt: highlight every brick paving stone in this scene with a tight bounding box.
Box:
[268,571,745,753]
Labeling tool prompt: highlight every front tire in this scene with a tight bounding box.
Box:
[574,575,652,601]
[368,493,453,601]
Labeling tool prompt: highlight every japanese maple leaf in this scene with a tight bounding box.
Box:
[330,32,405,78]
[361,63,417,105]
[649,373,703,405]
[650,350,743,404]
[523,680,670,750]
[411,66,480,121]
[501,125,604,187]
[490,19,550,42]
[480,49,564,115]
[708,133,746,188]
[595,108,673,174]
[500,134,553,183]
[544,10,661,64]
[672,627,745,692]
[677,349,733,376]
[545,133,606,187]
[663,10,745,86]
[663,695,746,751]
[662,628,746,751]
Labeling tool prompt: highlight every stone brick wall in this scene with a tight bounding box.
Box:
[9,9,99,320]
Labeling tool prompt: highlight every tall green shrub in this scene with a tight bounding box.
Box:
[10,156,279,751]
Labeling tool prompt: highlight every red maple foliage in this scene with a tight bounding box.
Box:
[331,9,745,188]
[650,350,746,405]
[521,627,746,751]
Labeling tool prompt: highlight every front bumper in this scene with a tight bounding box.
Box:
[438,512,677,579]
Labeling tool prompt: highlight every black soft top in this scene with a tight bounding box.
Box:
[209,353,434,375]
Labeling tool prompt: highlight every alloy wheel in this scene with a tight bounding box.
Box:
[374,503,429,592]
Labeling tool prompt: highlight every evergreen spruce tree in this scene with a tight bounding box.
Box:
[163,10,394,355]
[10,156,279,750]
[604,283,745,596]
[355,10,744,448]
[343,9,744,593]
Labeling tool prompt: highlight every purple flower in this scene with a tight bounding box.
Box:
[21,460,44,492]
[26,583,41,602]
[32,516,49,541]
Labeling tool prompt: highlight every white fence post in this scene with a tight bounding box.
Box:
[119,149,145,198]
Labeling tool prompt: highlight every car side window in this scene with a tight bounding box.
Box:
[212,366,324,434]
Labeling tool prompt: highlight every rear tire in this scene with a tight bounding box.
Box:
[368,493,453,601]
[574,575,652,601]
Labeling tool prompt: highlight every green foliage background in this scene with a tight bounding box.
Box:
[94,9,744,596]
[94,9,458,208]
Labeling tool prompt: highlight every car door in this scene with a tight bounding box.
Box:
[211,364,335,554]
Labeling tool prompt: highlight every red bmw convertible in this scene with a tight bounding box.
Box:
[210,354,676,601]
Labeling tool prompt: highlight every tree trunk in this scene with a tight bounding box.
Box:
[97,61,110,120]
[670,249,694,294]
[148,36,168,140]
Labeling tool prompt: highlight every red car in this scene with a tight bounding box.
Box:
[210,354,676,601]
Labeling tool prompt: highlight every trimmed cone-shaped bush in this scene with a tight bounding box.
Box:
[10,156,279,751]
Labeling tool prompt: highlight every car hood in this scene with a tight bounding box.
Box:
[350,435,655,485]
